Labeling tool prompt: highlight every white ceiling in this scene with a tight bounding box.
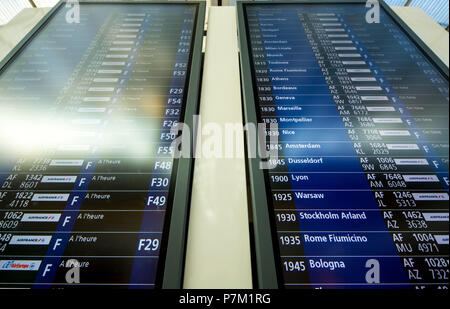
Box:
[0,0,59,25]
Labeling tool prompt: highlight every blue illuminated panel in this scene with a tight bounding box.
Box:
[0,3,197,288]
[245,3,449,289]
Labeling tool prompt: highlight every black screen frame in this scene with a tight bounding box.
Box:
[237,0,449,289]
[0,0,206,289]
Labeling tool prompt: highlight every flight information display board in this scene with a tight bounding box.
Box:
[239,1,449,289]
[0,1,204,288]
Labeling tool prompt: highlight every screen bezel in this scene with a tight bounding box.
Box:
[0,0,206,289]
[237,0,449,289]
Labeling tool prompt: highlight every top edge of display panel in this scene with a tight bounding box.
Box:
[240,0,449,77]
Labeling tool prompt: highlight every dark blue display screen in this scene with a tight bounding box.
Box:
[0,3,197,288]
[245,3,449,289]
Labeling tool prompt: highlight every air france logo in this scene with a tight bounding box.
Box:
[49,160,84,166]
[412,193,449,201]
[403,175,439,183]
[41,176,77,183]
[9,236,52,245]
[423,213,449,222]
[31,194,69,202]
[21,214,61,222]
[394,158,428,166]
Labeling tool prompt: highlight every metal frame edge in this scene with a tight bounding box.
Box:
[0,0,206,289]
[162,0,206,289]
[235,0,449,290]
[237,0,279,289]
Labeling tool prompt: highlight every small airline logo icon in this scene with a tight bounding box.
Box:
[386,144,419,150]
[31,194,69,202]
[423,213,449,222]
[9,236,52,245]
[412,193,449,201]
[21,214,61,222]
[0,260,41,271]
[435,235,449,245]
[41,176,77,183]
[403,175,439,182]
[49,160,84,166]
[394,158,428,166]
